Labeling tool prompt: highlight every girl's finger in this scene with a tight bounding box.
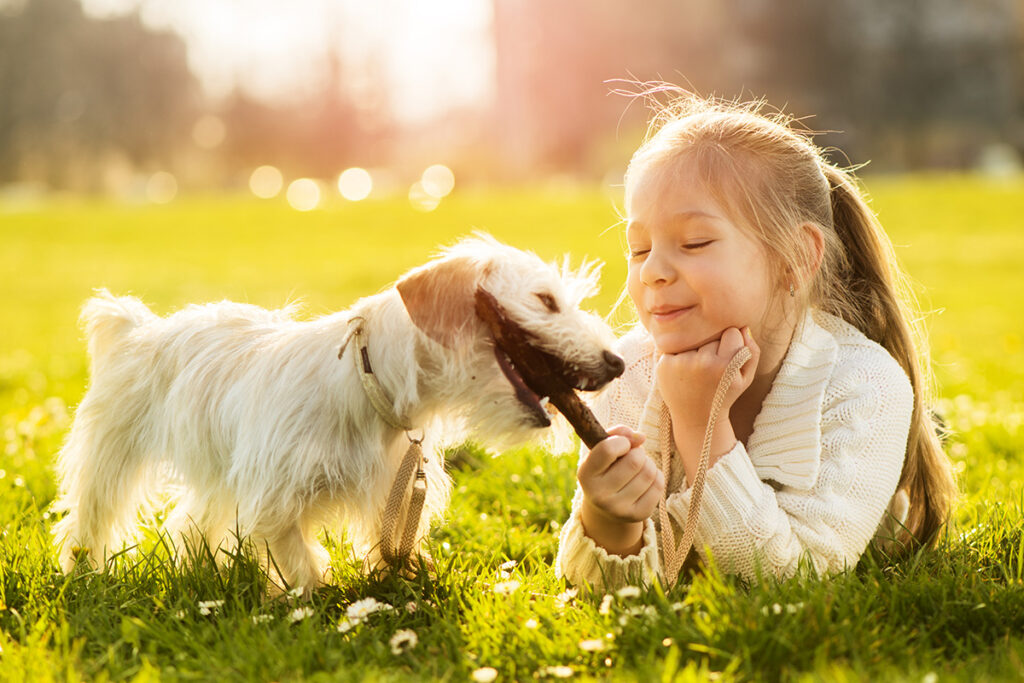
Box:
[607,424,646,449]
[587,446,648,494]
[614,456,660,499]
[718,327,745,359]
[698,337,720,358]
[579,435,631,477]
[632,472,665,514]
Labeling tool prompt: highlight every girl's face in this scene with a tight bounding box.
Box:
[626,161,783,355]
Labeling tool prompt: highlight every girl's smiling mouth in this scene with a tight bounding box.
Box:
[649,304,695,322]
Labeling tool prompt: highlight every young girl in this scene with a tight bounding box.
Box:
[555,92,958,590]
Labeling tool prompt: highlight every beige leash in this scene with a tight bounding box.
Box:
[378,436,426,566]
[658,346,752,585]
[339,317,426,568]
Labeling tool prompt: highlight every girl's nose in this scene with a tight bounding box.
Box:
[639,247,676,287]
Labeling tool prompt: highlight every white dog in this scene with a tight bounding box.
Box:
[52,234,623,591]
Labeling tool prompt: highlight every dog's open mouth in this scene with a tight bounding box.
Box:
[474,287,624,441]
[493,345,552,427]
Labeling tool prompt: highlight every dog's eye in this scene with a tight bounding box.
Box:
[536,292,559,313]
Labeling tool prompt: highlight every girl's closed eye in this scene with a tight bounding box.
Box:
[682,240,713,250]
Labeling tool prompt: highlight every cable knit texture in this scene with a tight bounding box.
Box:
[555,310,914,590]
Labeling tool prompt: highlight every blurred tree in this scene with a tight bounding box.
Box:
[491,0,1023,175]
[217,41,394,182]
[0,0,200,190]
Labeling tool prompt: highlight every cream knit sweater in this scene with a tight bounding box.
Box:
[555,310,914,590]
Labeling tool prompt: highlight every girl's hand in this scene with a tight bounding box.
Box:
[655,327,760,485]
[578,425,664,556]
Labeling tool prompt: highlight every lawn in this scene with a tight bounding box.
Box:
[1,175,1022,681]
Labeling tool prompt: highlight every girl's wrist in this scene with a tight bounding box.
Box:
[580,500,645,557]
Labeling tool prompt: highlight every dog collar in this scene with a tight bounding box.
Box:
[339,316,416,433]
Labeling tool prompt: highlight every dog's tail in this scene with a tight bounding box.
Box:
[81,289,155,375]
[54,291,159,572]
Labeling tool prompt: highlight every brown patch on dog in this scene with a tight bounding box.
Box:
[397,257,488,349]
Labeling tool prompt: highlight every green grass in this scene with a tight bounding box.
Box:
[1,175,1023,681]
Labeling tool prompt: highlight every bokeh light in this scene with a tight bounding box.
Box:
[145,171,178,204]
[408,181,440,212]
[337,167,373,201]
[192,114,226,149]
[420,164,455,198]
[249,165,284,199]
[286,178,321,211]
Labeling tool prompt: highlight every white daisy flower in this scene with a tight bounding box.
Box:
[578,638,605,652]
[389,629,418,655]
[554,588,577,609]
[337,618,356,633]
[198,599,224,615]
[492,580,520,595]
[541,665,574,678]
[625,605,656,618]
[615,586,641,599]
[471,667,498,682]
[346,597,393,620]
[287,586,305,599]
[251,614,274,624]
[499,560,518,571]
[524,618,539,630]
[289,606,315,623]
[598,594,613,615]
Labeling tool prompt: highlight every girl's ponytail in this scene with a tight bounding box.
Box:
[822,164,958,551]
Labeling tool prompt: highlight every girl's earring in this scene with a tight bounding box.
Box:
[789,283,796,298]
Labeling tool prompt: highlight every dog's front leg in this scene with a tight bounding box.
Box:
[261,518,331,596]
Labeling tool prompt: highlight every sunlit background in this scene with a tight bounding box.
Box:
[1,0,1022,209]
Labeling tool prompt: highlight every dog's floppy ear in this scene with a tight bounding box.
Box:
[397,256,488,348]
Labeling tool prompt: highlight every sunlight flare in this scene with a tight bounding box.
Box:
[286,178,321,211]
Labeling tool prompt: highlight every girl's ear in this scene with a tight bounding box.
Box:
[396,256,488,348]
[799,222,826,284]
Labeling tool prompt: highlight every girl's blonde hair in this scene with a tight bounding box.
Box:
[624,89,957,551]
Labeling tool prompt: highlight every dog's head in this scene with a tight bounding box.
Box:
[396,233,623,439]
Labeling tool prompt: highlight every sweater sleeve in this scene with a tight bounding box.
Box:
[663,348,914,581]
[555,486,660,590]
[555,328,663,590]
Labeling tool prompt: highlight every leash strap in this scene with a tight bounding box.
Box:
[339,317,426,567]
[658,346,753,585]
[379,437,427,566]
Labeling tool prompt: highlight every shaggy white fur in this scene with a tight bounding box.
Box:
[52,234,620,592]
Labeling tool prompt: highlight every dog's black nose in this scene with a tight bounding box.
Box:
[603,350,625,378]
